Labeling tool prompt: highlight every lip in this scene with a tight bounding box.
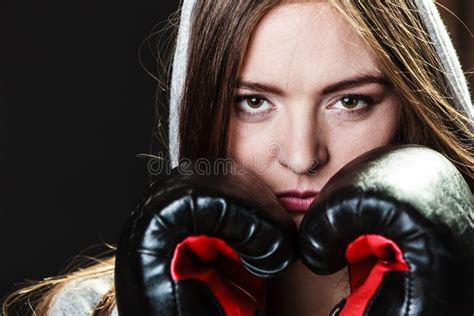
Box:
[276,190,319,212]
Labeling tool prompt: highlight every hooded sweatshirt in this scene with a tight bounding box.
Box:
[47,1,473,315]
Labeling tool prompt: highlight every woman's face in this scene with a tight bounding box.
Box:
[228,2,400,225]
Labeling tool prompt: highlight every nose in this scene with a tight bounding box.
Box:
[275,110,327,175]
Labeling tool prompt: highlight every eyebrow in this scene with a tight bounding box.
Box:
[236,74,389,96]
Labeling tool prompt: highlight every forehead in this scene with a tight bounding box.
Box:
[238,2,380,91]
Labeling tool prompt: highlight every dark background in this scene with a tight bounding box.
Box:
[0,1,179,298]
[1,0,472,300]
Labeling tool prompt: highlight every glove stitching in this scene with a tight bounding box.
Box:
[234,218,260,250]
[189,193,197,235]
[212,198,227,235]
[152,213,170,231]
[325,204,345,243]
[405,266,412,316]
[364,271,387,314]
[363,269,412,315]
[174,280,183,316]
[356,194,363,234]
[379,204,397,235]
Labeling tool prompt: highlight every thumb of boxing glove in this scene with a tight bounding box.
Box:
[115,161,297,316]
[298,145,474,315]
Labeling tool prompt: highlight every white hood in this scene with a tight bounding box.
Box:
[168,0,473,168]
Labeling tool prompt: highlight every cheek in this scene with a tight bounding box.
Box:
[328,100,399,166]
[227,117,290,192]
[227,119,273,168]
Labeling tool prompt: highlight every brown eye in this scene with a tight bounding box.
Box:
[329,94,376,119]
[246,96,265,109]
[341,96,359,109]
[234,94,273,118]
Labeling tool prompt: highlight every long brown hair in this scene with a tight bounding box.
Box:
[3,1,473,314]
[179,0,473,185]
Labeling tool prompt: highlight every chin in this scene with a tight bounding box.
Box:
[291,213,305,228]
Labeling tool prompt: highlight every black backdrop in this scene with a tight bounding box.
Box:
[1,0,472,303]
[1,1,179,298]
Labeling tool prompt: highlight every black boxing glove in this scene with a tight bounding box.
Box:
[115,162,297,316]
[298,145,474,315]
